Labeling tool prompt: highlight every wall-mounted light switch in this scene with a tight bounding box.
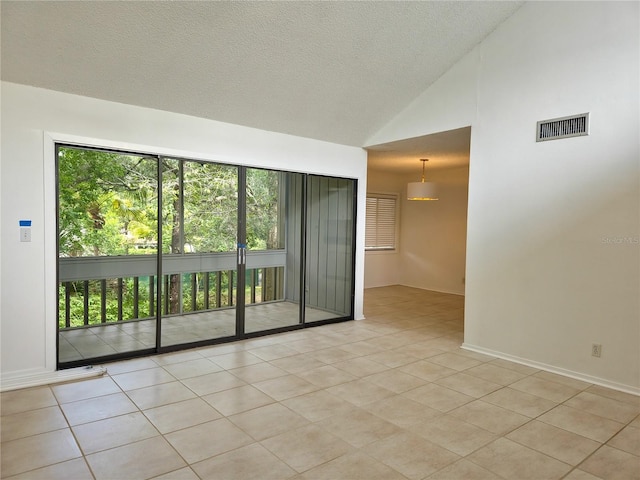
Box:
[19,220,32,242]
[20,228,31,242]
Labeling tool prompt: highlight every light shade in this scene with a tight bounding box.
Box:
[407,181,438,201]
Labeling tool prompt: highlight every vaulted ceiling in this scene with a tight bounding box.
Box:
[2,1,522,165]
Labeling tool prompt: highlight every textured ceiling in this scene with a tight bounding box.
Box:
[1,1,521,149]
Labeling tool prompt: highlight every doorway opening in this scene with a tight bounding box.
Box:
[363,127,470,319]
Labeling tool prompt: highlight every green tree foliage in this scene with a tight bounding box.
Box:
[58,147,158,257]
[247,168,281,250]
[181,161,239,253]
[58,147,282,328]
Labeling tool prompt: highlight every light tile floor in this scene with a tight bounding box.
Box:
[59,302,339,362]
[2,286,639,479]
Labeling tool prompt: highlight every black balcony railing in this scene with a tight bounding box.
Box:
[58,251,287,329]
[59,266,284,329]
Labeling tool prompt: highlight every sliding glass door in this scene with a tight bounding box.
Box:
[305,175,355,323]
[244,168,303,333]
[56,144,356,368]
[57,147,160,363]
[160,159,239,347]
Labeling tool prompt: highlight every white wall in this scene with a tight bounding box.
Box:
[365,166,469,295]
[366,47,479,147]
[0,82,367,383]
[367,2,640,393]
[400,166,468,295]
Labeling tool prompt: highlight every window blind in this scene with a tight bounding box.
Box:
[365,194,396,250]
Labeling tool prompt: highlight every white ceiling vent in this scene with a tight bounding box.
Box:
[536,113,590,142]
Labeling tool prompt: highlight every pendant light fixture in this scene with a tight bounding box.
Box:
[407,159,438,201]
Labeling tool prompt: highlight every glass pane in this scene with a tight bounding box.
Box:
[160,159,238,347]
[58,148,159,257]
[161,158,181,254]
[57,146,158,364]
[184,161,238,253]
[305,175,355,323]
[245,169,303,333]
[246,168,284,250]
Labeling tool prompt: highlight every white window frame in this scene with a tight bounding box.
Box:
[365,192,399,252]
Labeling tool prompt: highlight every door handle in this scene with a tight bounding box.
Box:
[237,243,247,265]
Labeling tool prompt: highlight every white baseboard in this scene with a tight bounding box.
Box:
[461,343,640,397]
[0,366,107,392]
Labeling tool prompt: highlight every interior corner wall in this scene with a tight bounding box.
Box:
[399,166,469,295]
[0,82,367,382]
[367,1,640,393]
[364,44,479,147]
